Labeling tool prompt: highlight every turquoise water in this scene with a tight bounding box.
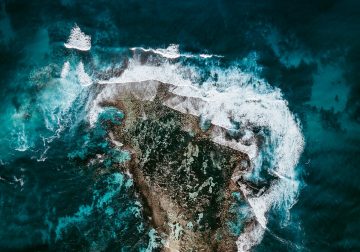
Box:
[0,1,359,251]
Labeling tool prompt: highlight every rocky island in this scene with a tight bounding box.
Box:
[96,80,265,251]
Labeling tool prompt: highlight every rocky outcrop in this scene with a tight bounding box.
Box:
[97,81,259,251]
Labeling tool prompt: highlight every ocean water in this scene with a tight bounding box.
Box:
[0,0,359,251]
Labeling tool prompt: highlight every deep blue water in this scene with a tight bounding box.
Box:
[0,0,359,251]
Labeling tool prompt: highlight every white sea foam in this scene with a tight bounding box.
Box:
[33,62,90,160]
[14,124,29,152]
[76,61,93,86]
[90,52,304,251]
[132,44,181,59]
[199,53,223,58]
[131,44,223,59]
[64,24,91,51]
[61,61,70,79]
[13,175,25,187]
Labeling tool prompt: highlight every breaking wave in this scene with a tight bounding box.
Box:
[64,24,91,51]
